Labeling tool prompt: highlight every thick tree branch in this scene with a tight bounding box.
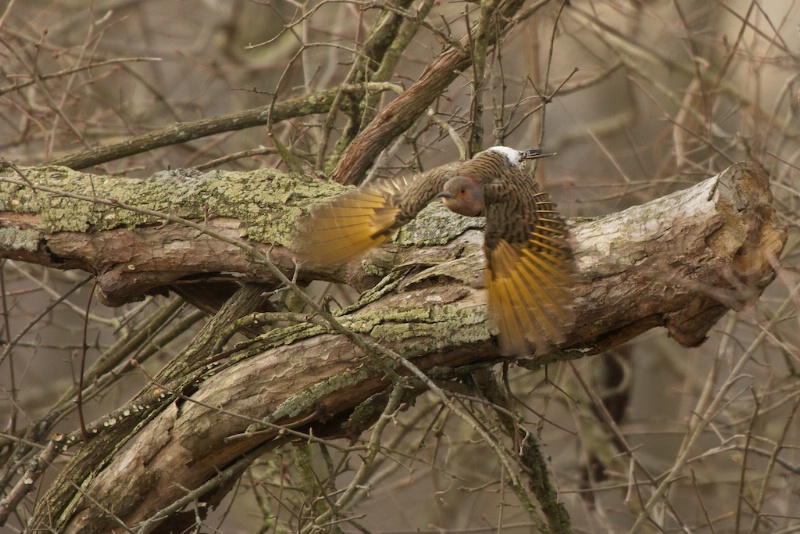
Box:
[0,161,786,532]
[0,162,785,345]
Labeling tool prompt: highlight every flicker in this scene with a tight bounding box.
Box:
[298,146,573,356]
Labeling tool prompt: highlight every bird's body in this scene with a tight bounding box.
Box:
[298,147,573,356]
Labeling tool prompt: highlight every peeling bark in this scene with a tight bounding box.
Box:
[0,161,786,532]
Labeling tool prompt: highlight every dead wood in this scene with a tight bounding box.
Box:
[0,161,785,532]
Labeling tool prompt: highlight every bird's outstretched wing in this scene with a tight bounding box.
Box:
[298,166,457,265]
[484,189,573,356]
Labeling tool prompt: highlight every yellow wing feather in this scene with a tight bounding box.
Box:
[486,237,573,356]
[298,148,574,357]
[297,168,451,265]
[297,189,400,265]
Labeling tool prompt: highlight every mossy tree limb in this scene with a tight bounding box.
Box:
[0,161,784,344]
[0,161,786,532]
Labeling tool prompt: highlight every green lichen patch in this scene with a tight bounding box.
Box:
[263,364,376,425]
[1,166,214,232]
[395,202,484,246]
[236,170,353,245]
[0,227,40,252]
[0,166,355,248]
[351,300,490,349]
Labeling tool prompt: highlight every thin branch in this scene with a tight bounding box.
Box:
[0,57,162,97]
[47,83,399,170]
[630,281,800,531]
[330,0,530,185]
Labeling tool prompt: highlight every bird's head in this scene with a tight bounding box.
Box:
[437,176,485,216]
[484,146,556,166]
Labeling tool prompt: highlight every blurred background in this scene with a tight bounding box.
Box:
[1,0,798,532]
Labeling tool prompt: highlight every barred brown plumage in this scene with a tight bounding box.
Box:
[297,146,574,356]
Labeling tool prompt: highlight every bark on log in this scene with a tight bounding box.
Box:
[0,161,786,532]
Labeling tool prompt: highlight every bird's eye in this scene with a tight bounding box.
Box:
[460,188,466,194]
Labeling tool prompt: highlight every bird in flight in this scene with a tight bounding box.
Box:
[298,146,573,356]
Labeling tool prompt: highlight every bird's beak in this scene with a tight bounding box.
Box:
[436,191,456,199]
[520,148,556,160]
